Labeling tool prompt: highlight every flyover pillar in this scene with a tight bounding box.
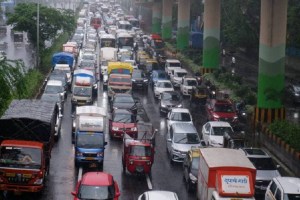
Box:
[162,0,172,39]
[176,0,190,50]
[255,0,287,123]
[201,0,220,74]
[152,1,162,34]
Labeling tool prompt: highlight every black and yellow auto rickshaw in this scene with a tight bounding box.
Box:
[190,85,209,106]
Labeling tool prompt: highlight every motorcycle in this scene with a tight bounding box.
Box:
[204,80,217,99]
[235,101,247,123]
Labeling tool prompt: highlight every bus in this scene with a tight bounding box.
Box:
[116,32,134,50]
[90,17,101,30]
[99,34,116,48]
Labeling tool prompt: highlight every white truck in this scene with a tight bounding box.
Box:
[100,47,118,80]
[197,148,256,200]
[165,59,181,77]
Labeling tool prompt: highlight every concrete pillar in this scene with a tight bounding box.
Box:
[255,0,287,123]
[152,1,162,34]
[162,0,172,39]
[201,0,220,74]
[176,0,190,50]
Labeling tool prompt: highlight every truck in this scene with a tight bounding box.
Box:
[73,106,107,169]
[100,47,118,80]
[71,69,96,111]
[52,52,75,71]
[197,148,256,200]
[0,100,58,193]
[62,42,79,60]
[107,62,133,99]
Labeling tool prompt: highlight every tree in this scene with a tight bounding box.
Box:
[6,3,75,50]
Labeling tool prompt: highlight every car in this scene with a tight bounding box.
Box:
[165,59,181,77]
[79,59,96,69]
[131,69,148,90]
[241,148,281,196]
[110,93,137,113]
[206,99,238,125]
[286,82,300,104]
[166,123,202,164]
[183,147,201,192]
[80,52,96,63]
[44,79,66,100]
[149,70,168,88]
[265,177,300,200]
[154,80,174,99]
[159,91,182,114]
[201,121,234,147]
[138,190,179,200]
[123,59,138,69]
[180,76,198,96]
[109,109,138,139]
[170,68,188,88]
[166,108,193,130]
[71,172,120,200]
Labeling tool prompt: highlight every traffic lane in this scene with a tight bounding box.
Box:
[133,87,197,200]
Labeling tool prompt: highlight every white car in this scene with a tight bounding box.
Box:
[165,59,181,77]
[180,76,198,96]
[166,108,193,130]
[170,68,187,87]
[201,121,234,147]
[154,80,174,99]
[138,190,179,200]
[265,177,300,200]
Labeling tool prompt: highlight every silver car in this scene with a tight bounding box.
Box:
[166,123,202,164]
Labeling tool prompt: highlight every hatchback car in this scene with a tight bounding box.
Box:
[166,123,202,164]
[159,91,182,114]
[71,172,120,200]
[166,108,193,130]
[138,190,179,200]
[180,76,198,96]
[154,80,174,99]
[241,148,281,196]
[201,121,234,147]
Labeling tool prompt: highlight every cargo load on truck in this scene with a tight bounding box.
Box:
[62,42,79,59]
[197,148,256,200]
[0,100,58,193]
[52,52,75,70]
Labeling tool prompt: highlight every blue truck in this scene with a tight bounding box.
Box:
[73,106,107,169]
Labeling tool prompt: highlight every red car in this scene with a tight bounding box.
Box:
[206,99,238,125]
[109,109,138,139]
[71,172,120,200]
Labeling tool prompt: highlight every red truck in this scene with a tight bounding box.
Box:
[0,100,58,193]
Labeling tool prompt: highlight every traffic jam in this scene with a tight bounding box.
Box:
[0,1,299,200]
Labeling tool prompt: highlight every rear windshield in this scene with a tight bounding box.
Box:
[248,157,277,170]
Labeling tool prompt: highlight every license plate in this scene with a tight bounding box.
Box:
[85,157,94,160]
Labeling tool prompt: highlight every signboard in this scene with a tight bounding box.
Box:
[220,175,251,195]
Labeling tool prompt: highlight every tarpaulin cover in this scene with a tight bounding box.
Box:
[52,52,74,68]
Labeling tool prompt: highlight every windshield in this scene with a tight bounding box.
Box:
[100,39,116,48]
[174,133,200,144]
[80,60,95,68]
[132,72,143,78]
[248,157,277,170]
[73,86,92,96]
[118,24,132,30]
[76,133,104,148]
[114,96,134,103]
[41,94,60,102]
[169,62,181,67]
[214,104,235,112]
[44,85,64,94]
[118,37,134,48]
[78,184,115,200]
[284,194,300,200]
[162,93,180,101]
[175,72,187,77]
[113,113,135,123]
[211,126,233,136]
[0,146,41,169]
[157,82,172,88]
[170,112,191,122]
[129,145,151,157]
[187,80,197,86]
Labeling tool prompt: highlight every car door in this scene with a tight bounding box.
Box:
[265,180,278,200]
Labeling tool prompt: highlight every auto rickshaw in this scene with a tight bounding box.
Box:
[140,59,160,77]
[122,122,157,175]
[190,85,209,106]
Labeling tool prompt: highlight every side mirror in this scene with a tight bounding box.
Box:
[276,165,281,169]
[71,191,77,196]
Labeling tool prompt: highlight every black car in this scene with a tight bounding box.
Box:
[110,93,138,114]
[159,91,182,115]
[131,69,148,91]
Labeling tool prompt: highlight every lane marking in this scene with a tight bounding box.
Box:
[146,174,153,190]
[77,167,83,182]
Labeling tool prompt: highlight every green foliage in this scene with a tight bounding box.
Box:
[268,120,300,151]
[6,3,75,50]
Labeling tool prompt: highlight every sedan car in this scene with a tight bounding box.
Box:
[154,80,174,99]
[201,121,234,147]
[166,108,193,130]
[159,91,182,114]
[109,109,138,139]
[71,172,120,200]
[110,93,137,114]
[138,190,179,200]
[131,69,148,91]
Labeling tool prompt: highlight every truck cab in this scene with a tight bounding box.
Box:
[73,106,107,169]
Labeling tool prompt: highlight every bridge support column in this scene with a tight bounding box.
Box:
[152,1,162,34]
[256,0,287,123]
[162,0,172,39]
[176,0,190,50]
[201,0,220,75]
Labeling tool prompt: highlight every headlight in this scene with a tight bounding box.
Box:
[212,91,216,95]
[143,79,148,82]
[131,127,137,131]
[295,93,300,96]
[132,79,136,82]
[189,173,197,182]
[112,126,119,131]
[33,178,43,185]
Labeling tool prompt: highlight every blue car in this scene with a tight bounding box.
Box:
[150,70,169,89]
